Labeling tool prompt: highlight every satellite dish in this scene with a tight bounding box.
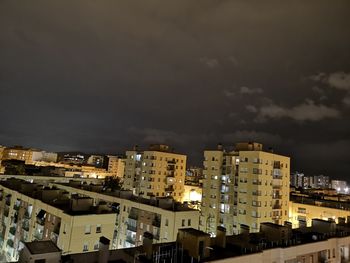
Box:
[312,235,317,241]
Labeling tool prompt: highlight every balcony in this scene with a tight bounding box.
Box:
[272,204,282,209]
[165,186,174,192]
[273,175,282,180]
[34,231,43,240]
[22,222,30,232]
[125,236,135,245]
[272,195,282,199]
[126,224,137,232]
[9,227,16,236]
[252,181,262,185]
[6,239,14,248]
[24,211,31,219]
[36,218,45,226]
[152,216,161,227]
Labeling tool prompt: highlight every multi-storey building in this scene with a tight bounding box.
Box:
[123,144,186,202]
[200,142,290,236]
[185,167,203,186]
[1,146,57,165]
[105,155,125,178]
[49,181,199,249]
[86,155,105,168]
[0,178,117,262]
[331,180,348,194]
[0,146,5,174]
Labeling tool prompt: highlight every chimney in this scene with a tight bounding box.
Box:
[133,145,139,151]
[143,232,154,260]
[98,236,110,263]
[215,226,226,248]
[217,143,223,151]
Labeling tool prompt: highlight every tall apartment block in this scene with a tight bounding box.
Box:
[105,155,125,178]
[123,144,186,202]
[200,142,290,236]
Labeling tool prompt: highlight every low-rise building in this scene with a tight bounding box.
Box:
[19,219,350,263]
[0,178,117,262]
[49,181,200,249]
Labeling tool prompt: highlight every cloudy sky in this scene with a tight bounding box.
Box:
[1,1,350,179]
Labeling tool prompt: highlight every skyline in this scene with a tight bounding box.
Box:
[1,1,350,179]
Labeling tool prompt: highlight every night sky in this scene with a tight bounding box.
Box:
[1,1,350,179]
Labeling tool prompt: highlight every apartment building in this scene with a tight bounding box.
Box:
[1,146,57,165]
[289,192,350,228]
[49,181,200,249]
[123,144,186,202]
[0,179,117,262]
[200,142,290,236]
[105,155,125,178]
[20,219,350,263]
[0,146,5,174]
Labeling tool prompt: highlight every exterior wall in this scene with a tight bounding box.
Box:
[236,151,290,232]
[2,147,33,163]
[0,185,116,261]
[200,144,290,236]
[107,156,125,178]
[289,201,350,228]
[51,183,199,250]
[182,185,202,203]
[124,149,187,202]
[207,235,350,263]
[31,151,58,164]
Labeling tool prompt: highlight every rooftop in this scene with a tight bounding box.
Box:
[0,179,115,216]
[25,240,61,254]
[55,181,197,212]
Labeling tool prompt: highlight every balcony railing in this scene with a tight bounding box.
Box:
[126,224,137,232]
[273,204,282,209]
[272,195,282,199]
[125,236,135,245]
[165,186,174,192]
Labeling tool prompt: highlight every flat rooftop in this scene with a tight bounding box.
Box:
[0,179,115,216]
[26,240,61,254]
[55,182,197,212]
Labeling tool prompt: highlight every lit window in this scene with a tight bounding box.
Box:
[85,225,91,234]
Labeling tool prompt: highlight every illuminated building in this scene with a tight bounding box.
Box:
[200,142,290,236]
[0,179,116,262]
[123,144,186,202]
[331,180,348,194]
[105,155,125,178]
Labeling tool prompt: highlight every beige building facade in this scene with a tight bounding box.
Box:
[0,179,117,262]
[123,144,186,202]
[200,142,290,236]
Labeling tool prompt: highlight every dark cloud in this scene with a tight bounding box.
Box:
[1,0,350,179]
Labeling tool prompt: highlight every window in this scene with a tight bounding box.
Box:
[188,219,191,226]
[96,224,101,233]
[85,225,91,234]
[165,219,168,226]
[140,222,143,229]
[83,243,88,252]
[182,219,185,226]
[94,243,99,250]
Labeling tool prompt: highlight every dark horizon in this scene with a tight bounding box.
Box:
[1,1,350,180]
